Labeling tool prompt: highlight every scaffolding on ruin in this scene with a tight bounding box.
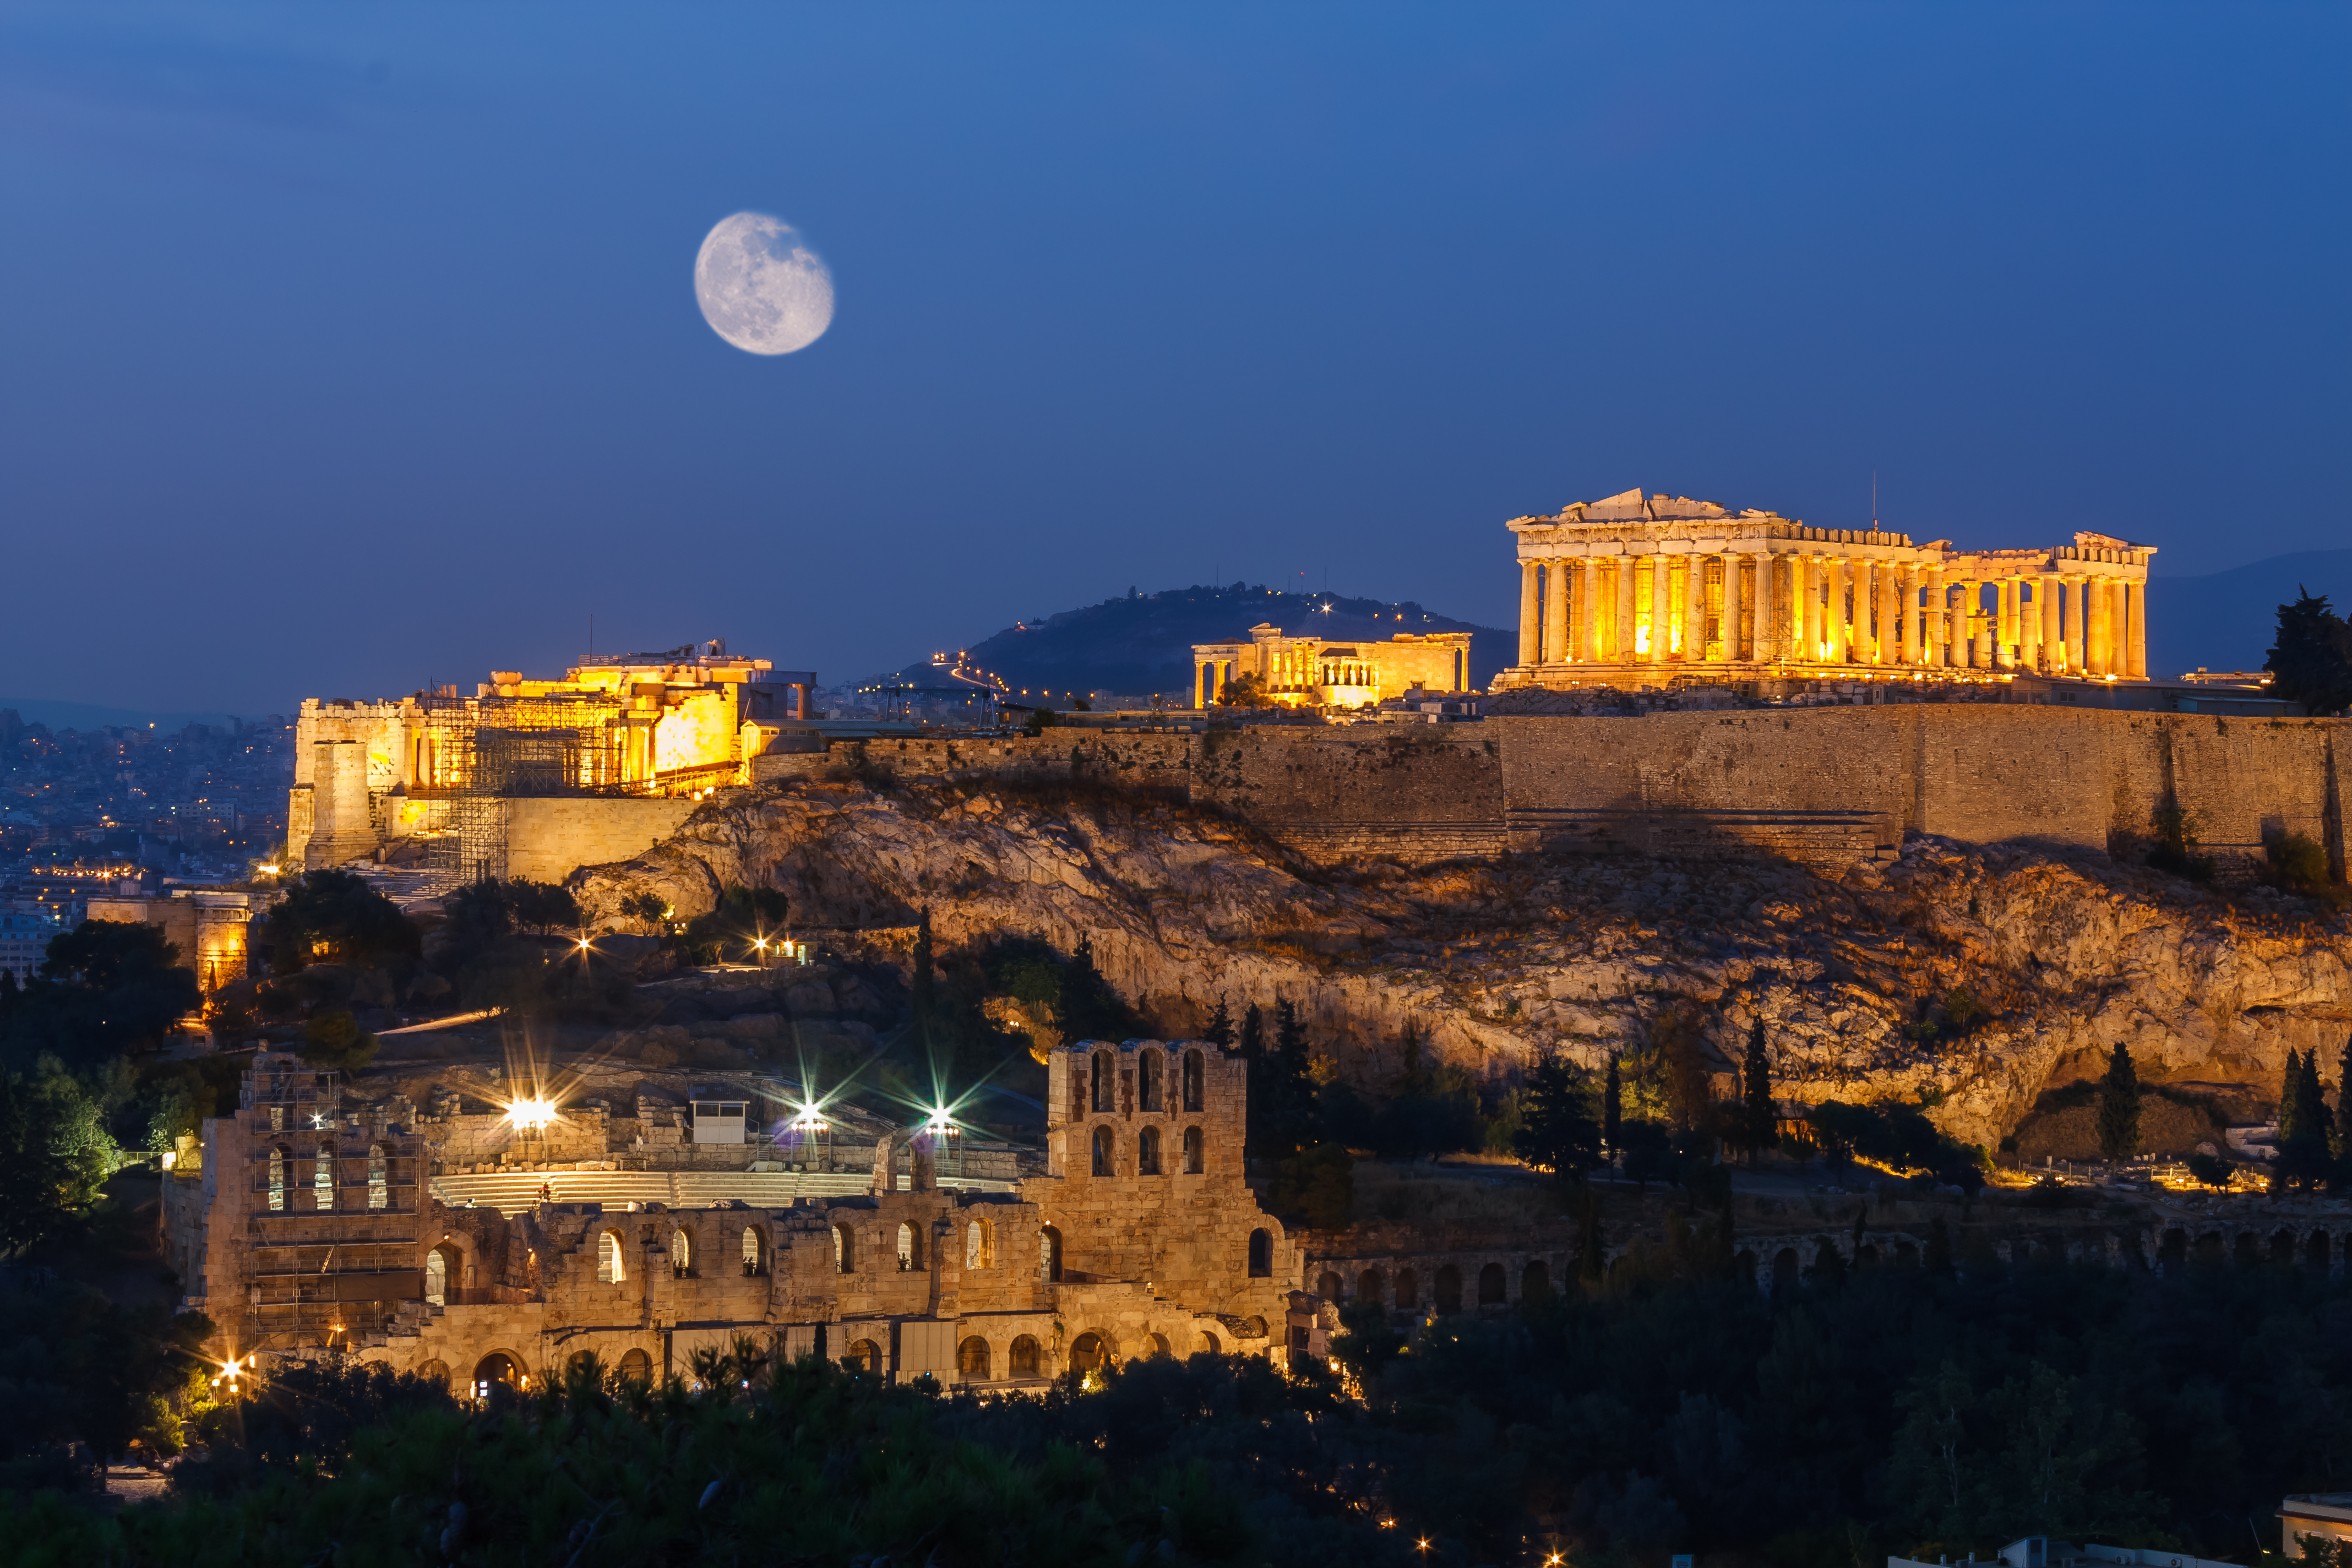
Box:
[407,694,642,892]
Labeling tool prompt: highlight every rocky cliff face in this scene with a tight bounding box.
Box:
[572,777,2352,1148]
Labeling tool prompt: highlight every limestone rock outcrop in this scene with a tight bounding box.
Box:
[572,779,2352,1148]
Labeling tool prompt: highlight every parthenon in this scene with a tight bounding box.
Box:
[1491,488,2153,690]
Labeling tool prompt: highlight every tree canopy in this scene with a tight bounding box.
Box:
[2266,587,2352,716]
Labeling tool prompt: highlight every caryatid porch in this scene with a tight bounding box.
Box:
[1492,489,2154,690]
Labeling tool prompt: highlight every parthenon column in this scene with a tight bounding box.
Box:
[1899,564,1919,665]
[2038,574,2061,673]
[2087,579,2110,676]
[1544,559,1572,665]
[1648,553,1671,666]
[1798,554,1819,662]
[1517,560,1540,668]
[1581,556,1604,662]
[1925,566,1945,667]
[1870,563,1891,665]
[2127,581,2148,678]
[1616,553,1637,662]
[1993,579,2015,670]
[2068,576,2088,674]
[1827,557,1849,663]
[1728,552,1751,662]
[1687,552,1710,661]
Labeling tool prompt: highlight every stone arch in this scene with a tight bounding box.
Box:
[427,1240,464,1303]
[1478,1262,1507,1305]
[1435,1264,1462,1314]
[1139,1047,1165,1113]
[742,1225,767,1276]
[471,1350,526,1401]
[897,1222,921,1271]
[367,1144,388,1210]
[414,1358,450,1390]
[1240,1315,1267,1340]
[966,1217,994,1270]
[1009,1334,1043,1378]
[1521,1259,1552,1304]
[1069,1331,1112,1375]
[957,1336,992,1380]
[1772,1246,1800,1294]
[1247,1228,1272,1278]
[1183,1048,1205,1113]
[1196,1329,1222,1355]
[1091,1049,1114,1114]
[1091,1125,1114,1177]
[596,1231,625,1285]
[1396,1267,1419,1310]
[2193,1232,2226,1267]
[617,1347,652,1385]
[843,1338,881,1374]
[1039,1224,1063,1281]
[834,1222,856,1273]
[567,1349,601,1382]
[2159,1228,2188,1271]
[671,1225,695,1277]
[1147,1331,1173,1358]
[1139,1125,1163,1176]
[1316,1270,1343,1301]
[1359,1267,1385,1304]
[1183,1125,1204,1174]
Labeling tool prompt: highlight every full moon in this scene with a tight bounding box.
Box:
[693,212,834,355]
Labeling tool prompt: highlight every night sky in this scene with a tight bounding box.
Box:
[3,4,2345,715]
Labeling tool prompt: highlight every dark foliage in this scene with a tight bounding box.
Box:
[2266,587,2352,716]
[1242,998,1323,1161]
[263,869,417,975]
[1513,1049,1602,1178]
[0,919,200,1064]
[667,884,790,967]
[1739,1016,1781,1166]
[2098,1042,2142,1163]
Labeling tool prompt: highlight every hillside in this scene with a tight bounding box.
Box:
[578,773,2352,1151]
[885,584,1510,701]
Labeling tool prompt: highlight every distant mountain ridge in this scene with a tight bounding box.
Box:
[0,698,254,734]
[886,585,1511,701]
[2148,549,2352,681]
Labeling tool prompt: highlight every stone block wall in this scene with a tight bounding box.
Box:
[505,797,701,884]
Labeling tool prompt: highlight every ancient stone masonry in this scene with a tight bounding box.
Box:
[167,1041,1307,1395]
[1493,487,2154,691]
[1191,623,1475,709]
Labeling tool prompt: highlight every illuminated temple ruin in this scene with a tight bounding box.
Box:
[286,640,817,886]
[1191,623,1476,709]
[1493,488,2154,690]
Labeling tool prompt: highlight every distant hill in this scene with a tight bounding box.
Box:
[2148,549,2352,680]
[886,585,1512,702]
[0,698,254,734]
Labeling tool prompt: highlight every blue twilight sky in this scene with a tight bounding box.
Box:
[1,3,2346,715]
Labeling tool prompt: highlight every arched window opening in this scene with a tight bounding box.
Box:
[367,1144,388,1210]
[1247,1228,1272,1278]
[671,1227,694,1277]
[617,1348,653,1385]
[1196,1330,1221,1356]
[1138,1126,1162,1176]
[1240,1315,1267,1340]
[568,1349,600,1382]
[1147,1332,1172,1358]
[1069,1332,1109,1375]
[1435,1265,1462,1314]
[1139,1050,1163,1113]
[1315,1270,1342,1300]
[268,1146,287,1212]
[598,1231,625,1283]
[1009,1334,1043,1379]
[416,1358,450,1390]
[1182,1049,1205,1113]
[471,1352,522,1403]
[1478,1262,1506,1305]
[1091,1125,1114,1177]
[1521,1260,1551,1304]
[425,1248,450,1306]
[843,1338,880,1374]
[1091,1050,1114,1114]
[957,1336,992,1380]
[1359,1268,1384,1303]
[1040,1224,1063,1282]
[1183,1125,1204,1174]
[966,1219,993,1270]
[834,1222,856,1273]
[897,1222,919,1271]
[313,1146,335,1211]
[742,1226,765,1276]
[1395,1268,1418,1309]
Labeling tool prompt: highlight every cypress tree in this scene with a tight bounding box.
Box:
[1204,995,1235,1050]
[2096,1041,2141,1165]
[1741,1017,1778,1168]
[2305,1049,2331,1152]
[1603,1054,1623,1161]
[1238,1003,1265,1061]
[2278,1049,2309,1148]
[2338,1032,2352,1151]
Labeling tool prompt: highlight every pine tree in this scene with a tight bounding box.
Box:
[1204,996,1235,1050]
[1603,1054,1623,1161]
[2096,1042,2141,1164]
[1741,1017,1778,1168]
[1512,1050,1600,1179]
[2279,1049,2307,1144]
[2276,1049,2334,1193]
[1238,1003,1265,1061]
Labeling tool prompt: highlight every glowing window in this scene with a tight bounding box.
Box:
[367,1144,388,1210]
[426,1248,448,1306]
[897,1222,919,1271]
[1183,1125,1204,1174]
[834,1223,854,1273]
[313,1146,334,1211]
[742,1226,764,1276]
[966,1218,992,1270]
[598,1232,625,1283]
[671,1227,693,1277]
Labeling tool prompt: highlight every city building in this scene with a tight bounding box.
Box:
[85,886,253,995]
[2281,1495,2352,1558]
[0,909,65,984]
[1493,488,2154,690]
[1192,623,1475,709]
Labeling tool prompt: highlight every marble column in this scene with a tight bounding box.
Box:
[1925,567,1946,667]
[1544,559,1572,665]
[1688,552,1711,661]
[1648,553,1671,665]
[2087,579,2110,676]
[1828,557,1850,663]
[1871,563,1891,665]
[1517,560,1540,668]
[1994,579,2016,670]
[1616,554,1638,662]
[2039,574,2061,673]
[2127,580,2148,678]
[1581,556,1604,663]
[1729,553,1752,662]
[2069,576,2088,674]
[1899,564,1920,665]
